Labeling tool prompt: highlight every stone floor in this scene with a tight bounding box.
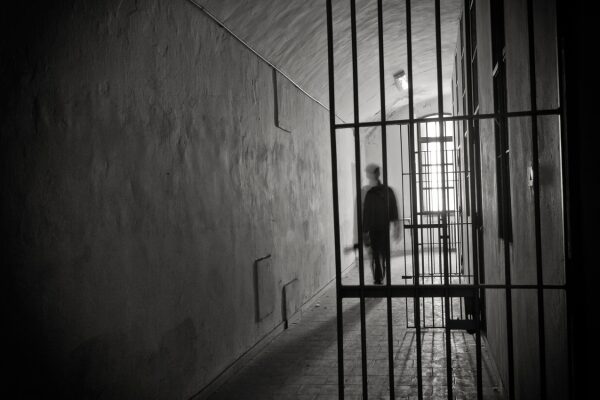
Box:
[209,259,505,400]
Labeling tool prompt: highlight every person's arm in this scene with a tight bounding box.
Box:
[362,191,372,246]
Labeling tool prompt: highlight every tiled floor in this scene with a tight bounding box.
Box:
[209,260,505,400]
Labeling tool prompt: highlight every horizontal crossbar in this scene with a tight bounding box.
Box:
[334,108,561,130]
[339,283,566,298]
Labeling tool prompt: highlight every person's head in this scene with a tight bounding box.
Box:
[365,163,380,184]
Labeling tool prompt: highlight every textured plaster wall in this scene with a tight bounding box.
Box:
[192,0,462,123]
[1,0,354,398]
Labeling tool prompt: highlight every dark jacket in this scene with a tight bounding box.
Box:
[362,183,399,232]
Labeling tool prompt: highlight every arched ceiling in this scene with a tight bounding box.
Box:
[192,0,462,122]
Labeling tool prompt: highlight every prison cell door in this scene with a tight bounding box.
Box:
[401,118,477,330]
[325,0,568,399]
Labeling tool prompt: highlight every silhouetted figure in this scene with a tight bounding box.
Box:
[363,164,400,284]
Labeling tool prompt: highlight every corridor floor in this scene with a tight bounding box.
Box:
[209,261,505,400]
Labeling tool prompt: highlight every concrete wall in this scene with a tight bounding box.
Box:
[467,0,568,398]
[1,0,354,398]
[189,0,462,123]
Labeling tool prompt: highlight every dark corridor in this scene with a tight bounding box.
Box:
[1,0,594,399]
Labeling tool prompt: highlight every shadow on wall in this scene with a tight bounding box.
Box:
[4,285,200,399]
[207,297,385,398]
[68,319,198,399]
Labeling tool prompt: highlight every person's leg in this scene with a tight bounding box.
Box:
[370,256,378,284]
[382,230,390,282]
[370,231,384,284]
[369,231,379,283]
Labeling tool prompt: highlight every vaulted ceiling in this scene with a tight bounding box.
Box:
[193,0,463,122]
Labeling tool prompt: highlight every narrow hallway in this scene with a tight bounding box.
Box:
[2,0,591,398]
[210,265,503,399]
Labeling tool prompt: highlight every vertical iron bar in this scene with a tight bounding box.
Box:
[504,149,516,400]
[426,125,438,327]
[425,125,436,327]
[452,117,463,321]
[375,0,395,397]
[454,118,462,283]
[405,0,424,398]
[325,1,344,399]
[463,1,483,397]
[435,0,453,400]
[417,124,424,227]
[349,0,369,397]
[402,125,412,328]
[462,122,472,293]
[416,124,428,327]
[474,119,486,327]
[500,65,516,400]
[526,0,547,397]
[434,0,453,399]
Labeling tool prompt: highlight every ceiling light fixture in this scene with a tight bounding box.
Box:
[393,70,409,91]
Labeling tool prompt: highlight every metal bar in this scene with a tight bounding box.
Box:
[325,2,344,399]
[416,210,457,216]
[405,0,424,397]
[402,125,412,328]
[436,171,444,329]
[404,271,477,279]
[425,124,436,327]
[334,108,561,128]
[526,0,547,397]
[419,136,454,143]
[348,0,369,397]
[339,284,566,298]
[418,123,429,327]
[463,1,483,397]
[423,122,442,332]
[421,186,456,191]
[405,220,473,228]
[375,0,395,396]
[502,135,516,395]
[472,114,486,335]
[420,162,454,166]
[433,1,453,398]
[417,124,425,232]
[451,114,463,318]
[403,223,445,230]
[462,141,472,289]
[500,82,516,400]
